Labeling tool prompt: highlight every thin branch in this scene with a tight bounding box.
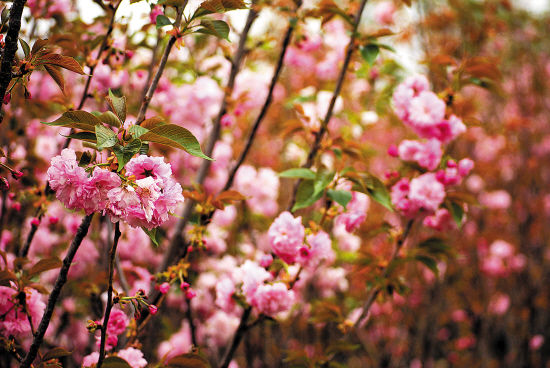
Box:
[220,307,252,368]
[287,0,369,211]
[222,8,296,192]
[157,7,258,273]
[140,29,163,103]
[97,222,122,368]
[352,219,414,328]
[135,5,185,125]
[63,0,122,150]
[20,214,94,368]
[0,0,28,123]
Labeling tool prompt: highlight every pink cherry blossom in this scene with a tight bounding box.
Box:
[408,173,446,213]
[268,211,305,264]
[251,282,295,317]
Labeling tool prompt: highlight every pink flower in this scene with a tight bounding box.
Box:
[408,173,446,213]
[334,192,369,232]
[158,282,170,294]
[82,352,99,367]
[303,231,335,268]
[240,260,271,302]
[408,91,446,129]
[47,149,95,214]
[215,278,236,312]
[488,293,510,315]
[392,75,430,121]
[0,286,45,338]
[95,308,128,351]
[268,212,305,264]
[423,208,456,231]
[125,155,173,181]
[458,158,474,176]
[374,1,396,25]
[117,347,148,368]
[150,5,163,24]
[398,139,442,170]
[530,335,545,350]
[251,282,295,316]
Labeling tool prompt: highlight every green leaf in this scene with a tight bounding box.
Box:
[360,44,380,66]
[165,353,211,367]
[107,89,127,123]
[292,180,323,212]
[113,140,142,172]
[327,189,352,208]
[98,111,122,128]
[279,168,316,180]
[43,110,102,132]
[192,0,247,19]
[95,125,118,150]
[364,174,393,211]
[415,255,439,276]
[155,14,172,28]
[313,170,335,195]
[19,38,30,58]
[196,19,230,41]
[62,131,97,143]
[142,227,161,247]
[418,237,451,256]
[42,347,71,361]
[27,257,62,278]
[102,356,132,368]
[128,124,149,139]
[139,124,212,160]
[447,200,464,227]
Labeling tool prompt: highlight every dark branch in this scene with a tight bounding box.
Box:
[20,214,94,368]
[0,0,28,123]
[287,0,370,211]
[97,222,122,368]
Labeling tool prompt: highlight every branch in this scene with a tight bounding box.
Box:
[20,214,94,368]
[20,1,122,258]
[220,307,252,368]
[97,222,122,368]
[287,0,369,211]
[157,7,258,274]
[135,5,185,125]
[0,0,28,123]
[352,219,414,328]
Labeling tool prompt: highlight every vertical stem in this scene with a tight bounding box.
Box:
[20,214,94,368]
[220,307,252,368]
[287,0,370,211]
[0,0,28,123]
[136,5,185,125]
[158,7,258,273]
[97,222,122,368]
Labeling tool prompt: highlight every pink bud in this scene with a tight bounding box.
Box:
[180,281,190,291]
[187,246,193,253]
[148,305,158,315]
[31,217,40,227]
[458,158,474,177]
[3,92,10,105]
[49,216,59,225]
[220,114,235,127]
[11,202,21,211]
[436,170,446,183]
[158,282,170,294]
[11,170,23,180]
[387,144,398,157]
[446,159,457,168]
[259,254,273,268]
[299,247,311,259]
[185,288,197,299]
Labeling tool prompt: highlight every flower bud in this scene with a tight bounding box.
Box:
[185,288,197,300]
[3,92,10,105]
[30,217,40,226]
[148,305,158,315]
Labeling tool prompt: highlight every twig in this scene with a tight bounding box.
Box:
[63,0,122,150]
[20,214,94,368]
[0,0,28,123]
[140,29,163,103]
[287,0,369,211]
[222,7,296,192]
[185,298,197,346]
[97,222,122,368]
[135,5,185,125]
[352,219,414,328]
[220,307,252,368]
[21,1,122,258]
[157,7,258,273]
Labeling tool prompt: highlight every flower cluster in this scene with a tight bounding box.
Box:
[47,150,184,229]
[390,75,474,219]
[0,286,45,338]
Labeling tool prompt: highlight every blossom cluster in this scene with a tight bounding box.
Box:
[390,75,474,222]
[47,149,184,229]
